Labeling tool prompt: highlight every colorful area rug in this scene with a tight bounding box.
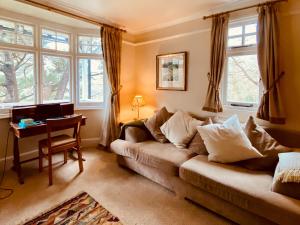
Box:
[21,192,122,225]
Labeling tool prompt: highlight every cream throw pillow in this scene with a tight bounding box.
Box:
[197,115,263,163]
[160,111,203,148]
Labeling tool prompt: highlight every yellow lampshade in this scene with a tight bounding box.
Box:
[132,95,145,107]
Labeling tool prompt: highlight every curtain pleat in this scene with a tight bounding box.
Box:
[257,4,285,124]
[202,14,229,113]
[99,26,122,147]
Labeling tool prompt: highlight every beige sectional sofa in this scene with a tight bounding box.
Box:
[110,125,300,225]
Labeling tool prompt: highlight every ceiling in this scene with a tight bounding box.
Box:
[0,0,256,33]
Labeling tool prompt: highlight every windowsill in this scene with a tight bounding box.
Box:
[0,114,10,120]
[75,106,104,111]
[223,104,258,113]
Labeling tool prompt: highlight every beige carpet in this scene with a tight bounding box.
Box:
[0,148,233,225]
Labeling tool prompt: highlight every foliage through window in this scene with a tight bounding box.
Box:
[42,29,70,52]
[78,58,104,104]
[0,19,34,46]
[42,55,70,103]
[0,50,35,108]
[223,19,261,108]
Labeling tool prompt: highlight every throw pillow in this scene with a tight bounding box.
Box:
[240,116,291,171]
[160,111,203,148]
[188,118,213,155]
[272,152,300,199]
[197,115,263,163]
[144,107,171,143]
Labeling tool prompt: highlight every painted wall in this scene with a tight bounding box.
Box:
[133,0,300,132]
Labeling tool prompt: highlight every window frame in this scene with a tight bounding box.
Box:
[222,18,262,111]
[76,34,106,110]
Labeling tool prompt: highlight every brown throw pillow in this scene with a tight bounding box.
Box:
[240,116,291,171]
[272,152,300,199]
[188,118,213,155]
[144,107,171,143]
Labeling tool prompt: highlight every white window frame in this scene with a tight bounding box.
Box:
[76,34,105,110]
[222,18,262,111]
[0,16,106,118]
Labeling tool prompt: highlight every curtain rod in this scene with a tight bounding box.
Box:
[203,0,288,20]
[15,0,127,33]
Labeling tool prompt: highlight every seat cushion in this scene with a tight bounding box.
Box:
[111,139,196,175]
[179,155,300,225]
[40,134,76,154]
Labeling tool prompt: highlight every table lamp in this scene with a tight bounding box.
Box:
[132,95,145,120]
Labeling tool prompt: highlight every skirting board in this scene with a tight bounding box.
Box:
[0,137,100,168]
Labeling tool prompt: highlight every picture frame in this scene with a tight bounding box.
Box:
[156,51,187,91]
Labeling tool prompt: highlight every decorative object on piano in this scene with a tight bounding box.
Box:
[156,52,187,91]
[132,95,145,120]
[20,192,122,225]
[18,118,35,128]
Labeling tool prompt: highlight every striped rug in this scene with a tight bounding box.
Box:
[21,192,122,225]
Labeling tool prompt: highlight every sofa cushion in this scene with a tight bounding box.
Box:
[111,140,196,175]
[197,115,262,163]
[144,107,171,143]
[272,152,300,199]
[160,111,203,148]
[240,116,291,171]
[179,155,300,225]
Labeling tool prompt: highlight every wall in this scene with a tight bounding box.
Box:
[133,0,300,132]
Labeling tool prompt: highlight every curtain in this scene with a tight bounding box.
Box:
[257,4,285,124]
[99,26,123,147]
[202,14,229,113]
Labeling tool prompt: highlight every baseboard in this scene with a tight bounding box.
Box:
[0,137,100,168]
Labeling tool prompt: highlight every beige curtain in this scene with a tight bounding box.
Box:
[99,26,123,147]
[257,4,285,124]
[202,14,229,113]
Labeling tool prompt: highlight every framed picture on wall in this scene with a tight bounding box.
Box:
[156,51,187,91]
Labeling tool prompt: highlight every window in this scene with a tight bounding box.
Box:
[0,19,34,46]
[41,28,70,52]
[42,55,71,103]
[0,17,105,115]
[77,35,104,108]
[223,19,261,109]
[0,50,35,109]
[78,36,101,54]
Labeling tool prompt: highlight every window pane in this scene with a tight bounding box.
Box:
[57,32,70,51]
[78,36,101,54]
[0,19,34,46]
[228,37,242,47]
[245,35,257,45]
[226,54,260,104]
[0,50,35,107]
[245,23,257,34]
[78,58,104,103]
[42,29,70,52]
[42,29,56,50]
[228,26,242,37]
[42,55,70,103]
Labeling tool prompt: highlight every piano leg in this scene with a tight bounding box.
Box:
[13,136,24,184]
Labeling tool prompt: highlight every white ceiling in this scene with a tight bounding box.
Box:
[0,0,254,33]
